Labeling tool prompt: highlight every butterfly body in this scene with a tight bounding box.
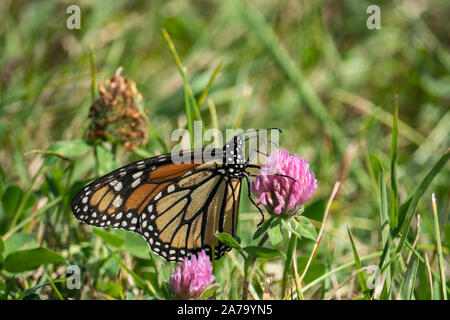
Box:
[72,135,248,262]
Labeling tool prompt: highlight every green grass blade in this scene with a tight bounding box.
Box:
[347,226,370,299]
[281,234,297,299]
[234,0,347,154]
[377,161,392,297]
[161,28,203,125]
[431,193,447,299]
[399,256,419,300]
[184,83,194,148]
[197,60,223,108]
[46,274,64,300]
[89,45,97,100]
[390,98,399,229]
[395,150,450,251]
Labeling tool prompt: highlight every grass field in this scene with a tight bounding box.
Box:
[0,0,449,300]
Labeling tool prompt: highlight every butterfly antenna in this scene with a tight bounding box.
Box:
[246,165,296,182]
[244,175,265,227]
[270,172,296,182]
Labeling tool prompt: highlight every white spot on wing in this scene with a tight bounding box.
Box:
[133,171,143,179]
[112,196,123,207]
[114,182,123,191]
[131,178,141,188]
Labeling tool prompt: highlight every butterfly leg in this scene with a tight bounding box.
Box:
[244,174,265,227]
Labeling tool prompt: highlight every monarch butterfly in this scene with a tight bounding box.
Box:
[71,130,279,262]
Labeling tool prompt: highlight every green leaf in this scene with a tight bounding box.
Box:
[243,246,285,259]
[0,237,4,255]
[122,231,150,260]
[132,147,153,159]
[199,284,220,300]
[297,256,326,285]
[157,262,171,288]
[102,256,121,276]
[1,185,24,218]
[4,248,66,273]
[96,144,119,174]
[297,217,317,241]
[303,198,326,222]
[22,293,41,300]
[281,218,317,241]
[215,232,241,250]
[268,220,283,246]
[3,232,36,256]
[45,140,92,165]
[93,228,124,248]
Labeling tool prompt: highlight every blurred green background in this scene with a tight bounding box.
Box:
[0,0,448,300]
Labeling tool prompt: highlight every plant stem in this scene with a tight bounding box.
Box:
[281,233,297,299]
[242,233,269,300]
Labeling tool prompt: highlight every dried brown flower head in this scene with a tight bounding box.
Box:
[87,67,148,150]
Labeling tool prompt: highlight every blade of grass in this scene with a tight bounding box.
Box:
[197,60,223,108]
[184,83,194,148]
[424,253,434,300]
[90,45,97,100]
[404,216,421,274]
[281,233,297,299]
[161,28,203,125]
[377,161,392,298]
[390,97,399,229]
[395,150,450,250]
[234,0,347,153]
[45,274,64,300]
[399,256,419,300]
[431,193,447,299]
[347,226,370,299]
[402,238,450,296]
